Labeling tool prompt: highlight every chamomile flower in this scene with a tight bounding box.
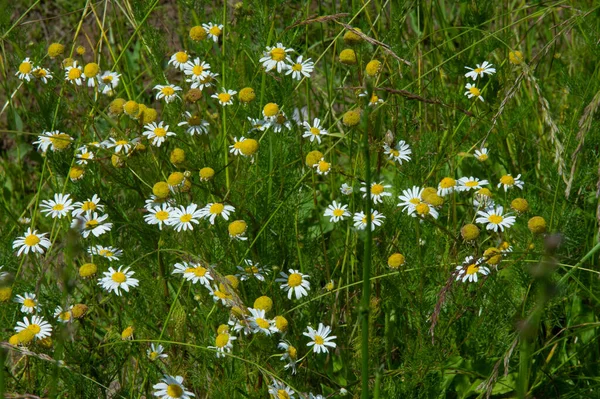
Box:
[54,305,73,323]
[236,259,268,282]
[474,147,489,161]
[412,201,439,219]
[324,201,350,223]
[268,379,295,399]
[173,261,213,286]
[464,61,496,80]
[148,343,168,361]
[153,375,195,399]
[203,22,223,42]
[153,83,182,103]
[476,206,516,232]
[143,122,175,147]
[183,57,210,81]
[75,145,94,165]
[15,315,52,340]
[248,308,277,335]
[438,177,458,196]
[458,177,489,192]
[107,138,133,154]
[144,195,175,211]
[464,83,484,102]
[98,71,121,95]
[208,332,236,358]
[167,204,203,232]
[397,186,424,215]
[314,158,332,175]
[276,269,311,300]
[278,341,298,374]
[340,183,353,195]
[212,88,237,106]
[13,228,51,256]
[455,256,489,283]
[360,181,392,204]
[259,43,294,73]
[193,71,219,90]
[302,118,328,143]
[88,245,123,261]
[32,66,53,84]
[285,55,314,80]
[359,91,384,106]
[72,212,112,238]
[497,174,524,191]
[248,117,270,133]
[303,323,337,354]
[16,57,34,81]
[178,112,209,136]
[199,203,235,225]
[271,112,292,133]
[65,61,84,85]
[98,266,139,295]
[229,137,246,155]
[82,62,101,87]
[72,195,104,217]
[207,284,233,306]
[15,293,41,314]
[384,140,411,164]
[168,51,189,70]
[32,130,74,153]
[40,193,74,219]
[144,203,173,230]
[353,210,385,231]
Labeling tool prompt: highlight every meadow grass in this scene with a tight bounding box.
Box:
[1,0,600,398]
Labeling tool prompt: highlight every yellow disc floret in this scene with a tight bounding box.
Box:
[170,148,186,165]
[528,216,547,234]
[79,263,97,278]
[47,43,65,58]
[339,49,357,65]
[342,109,361,127]
[189,25,207,41]
[511,198,529,213]
[343,27,363,45]
[305,150,323,167]
[263,103,279,118]
[152,182,170,199]
[253,296,273,312]
[239,87,256,103]
[365,60,382,77]
[460,224,480,241]
[387,253,405,269]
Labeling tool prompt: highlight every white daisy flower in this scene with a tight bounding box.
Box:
[153,375,195,399]
[32,130,73,153]
[98,71,121,95]
[474,147,489,161]
[198,203,235,225]
[178,111,209,136]
[397,186,424,215]
[458,176,489,192]
[464,83,484,102]
[172,261,213,286]
[497,174,524,191]
[278,341,298,374]
[54,305,73,323]
[107,138,133,154]
[236,260,268,282]
[16,57,34,81]
[153,83,182,103]
[143,122,175,147]
[303,323,336,354]
[384,140,411,164]
[302,118,328,143]
[72,195,105,217]
[248,308,277,335]
[144,203,172,230]
[12,228,51,256]
[360,181,392,205]
[208,332,236,358]
[229,137,246,156]
[14,293,41,314]
[40,193,74,219]
[473,196,495,213]
[144,195,175,211]
[247,117,270,133]
[476,206,516,232]
[359,91,384,106]
[15,315,52,340]
[353,210,385,231]
[464,61,496,80]
[456,256,490,283]
[207,284,233,306]
[72,212,112,238]
[412,201,440,219]
[88,245,122,261]
[65,61,84,85]
[271,112,292,133]
[259,43,293,73]
[438,177,458,196]
[285,55,314,80]
[32,66,53,84]
[211,88,237,106]
[276,269,311,300]
[340,183,353,195]
[148,343,168,361]
[75,145,94,165]
[183,57,210,81]
[314,158,332,176]
[202,22,223,42]
[191,71,219,90]
[324,201,350,223]
[228,315,252,336]
[98,266,139,296]
[268,379,295,399]
[168,51,189,71]
[166,204,203,232]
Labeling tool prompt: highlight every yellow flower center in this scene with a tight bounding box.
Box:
[209,26,222,36]
[465,180,478,187]
[112,272,126,283]
[314,335,324,345]
[245,266,259,274]
[24,234,40,246]
[333,209,344,217]
[390,149,399,157]
[215,333,229,348]
[83,63,99,77]
[256,318,270,329]
[415,202,430,215]
[27,324,41,335]
[180,214,192,223]
[23,298,36,308]
[85,220,99,229]
[263,103,279,117]
[81,201,96,212]
[188,115,201,126]
[192,65,204,76]
[370,94,379,104]
[310,127,320,136]
[371,184,385,195]
[59,311,71,321]
[215,290,229,299]
[186,266,207,277]
[99,249,113,257]
[500,175,515,185]
[478,154,488,161]
[154,128,167,137]
[19,62,32,74]
[149,351,158,360]
[218,93,231,103]
[270,47,286,61]
[210,203,224,215]
[161,86,175,96]
[175,51,188,63]
[466,264,479,275]
[80,152,91,159]
[287,273,302,287]
[474,67,484,74]
[409,198,420,205]
[278,390,290,399]
[115,140,128,146]
[50,133,72,150]
[52,204,64,211]
[440,177,456,189]
[34,68,47,77]
[166,384,184,398]
[292,63,302,71]
[318,161,330,173]
[102,75,113,83]
[469,86,481,97]
[288,346,297,359]
[155,210,169,221]
[68,68,82,80]
[488,215,503,224]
